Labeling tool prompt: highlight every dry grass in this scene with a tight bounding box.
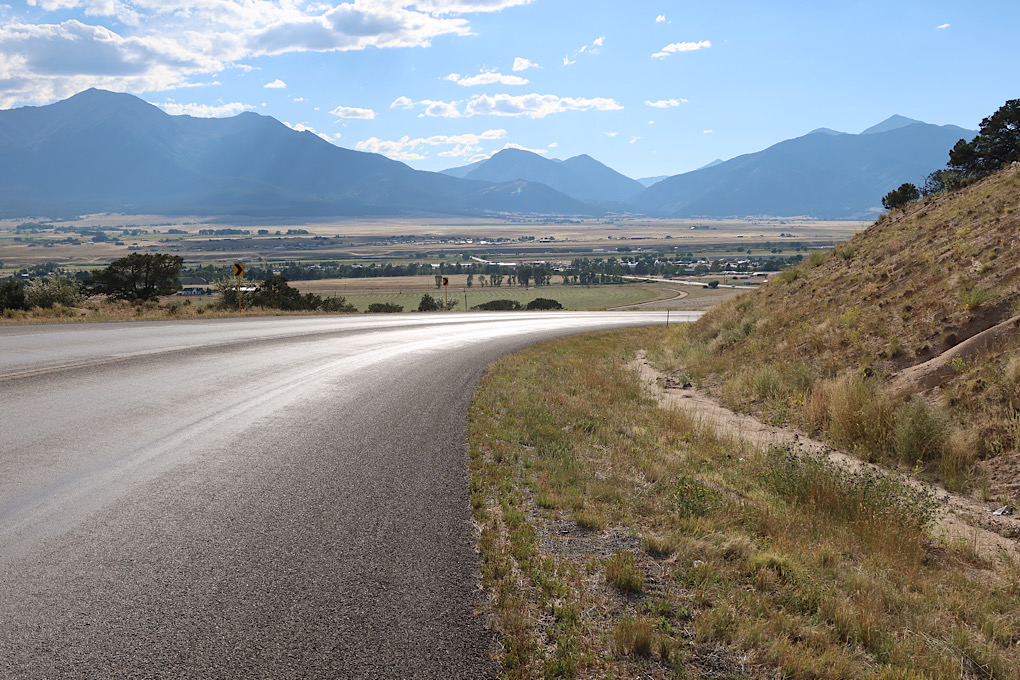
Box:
[0,297,355,324]
[657,166,1020,492]
[469,326,1020,679]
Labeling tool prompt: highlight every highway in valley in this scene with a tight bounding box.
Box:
[0,311,696,679]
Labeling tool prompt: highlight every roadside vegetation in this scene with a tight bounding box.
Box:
[0,276,678,322]
[656,162,1020,497]
[469,326,1020,679]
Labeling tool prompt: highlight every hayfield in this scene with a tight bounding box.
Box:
[290,276,666,311]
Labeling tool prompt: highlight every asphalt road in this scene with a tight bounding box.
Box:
[0,311,695,679]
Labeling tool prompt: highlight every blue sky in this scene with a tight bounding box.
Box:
[2,1,1017,179]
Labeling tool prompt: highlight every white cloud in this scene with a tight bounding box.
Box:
[283,120,340,143]
[512,56,538,71]
[563,35,604,66]
[605,131,618,137]
[655,14,666,23]
[652,40,711,59]
[464,93,622,118]
[419,99,462,117]
[27,0,82,11]
[648,120,654,125]
[405,0,534,13]
[386,96,462,117]
[548,142,557,148]
[355,128,508,161]
[446,70,528,86]
[264,78,286,88]
[501,142,546,154]
[937,23,950,29]
[5,0,540,106]
[645,98,687,108]
[292,96,304,102]
[0,19,223,107]
[330,104,375,119]
[159,100,253,117]
[629,136,640,144]
[436,144,480,158]
[702,129,713,134]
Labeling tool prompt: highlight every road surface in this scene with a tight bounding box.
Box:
[0,311,697,679]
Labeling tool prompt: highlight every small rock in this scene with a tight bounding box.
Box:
[693,560,706,568]
[594,472,606,480]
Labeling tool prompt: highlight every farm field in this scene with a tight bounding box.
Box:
[290,276,676,311]
[0,215,865,273]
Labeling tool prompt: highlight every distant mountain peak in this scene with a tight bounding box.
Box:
[695,158,725,170]
[861,115,925,135]
[808,127,845,136]
[441,146,643,203]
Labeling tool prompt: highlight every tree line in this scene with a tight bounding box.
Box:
[882,99,1020,211]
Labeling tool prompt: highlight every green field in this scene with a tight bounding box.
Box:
[340,284,662,312]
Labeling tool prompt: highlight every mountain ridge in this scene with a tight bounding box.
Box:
[0,89,592,219]
[442,148,645,203]
[631,120,975,218]
[0,90,978,220]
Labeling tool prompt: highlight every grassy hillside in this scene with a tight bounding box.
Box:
[659,164,1020,493]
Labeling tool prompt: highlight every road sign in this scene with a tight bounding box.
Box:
[442,277,449,286]
[234,263,244,277]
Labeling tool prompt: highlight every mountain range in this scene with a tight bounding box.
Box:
[0,89,585,219]
[632,116,973,218]
[441,149,645,204]
[0,89,975,220]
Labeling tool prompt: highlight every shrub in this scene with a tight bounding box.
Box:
[418,293,441,312]
[707,280,720,289]
[24,278,83,308]
[85,253,183,301]
[882,183,921,210]
[525,297,563,310]
[366,302,403,313]
[893,398,948,465]
[321,296,357,313]
[0,279,28,311]
[472,298,521,311]
[779,268,803,283]
[960,287,996,310]
[805,250,830,268]
[250,274,321,311]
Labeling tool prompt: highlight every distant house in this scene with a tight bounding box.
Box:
[179,276,210,296]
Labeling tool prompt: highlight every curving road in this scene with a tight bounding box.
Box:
[0,311,697,679]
